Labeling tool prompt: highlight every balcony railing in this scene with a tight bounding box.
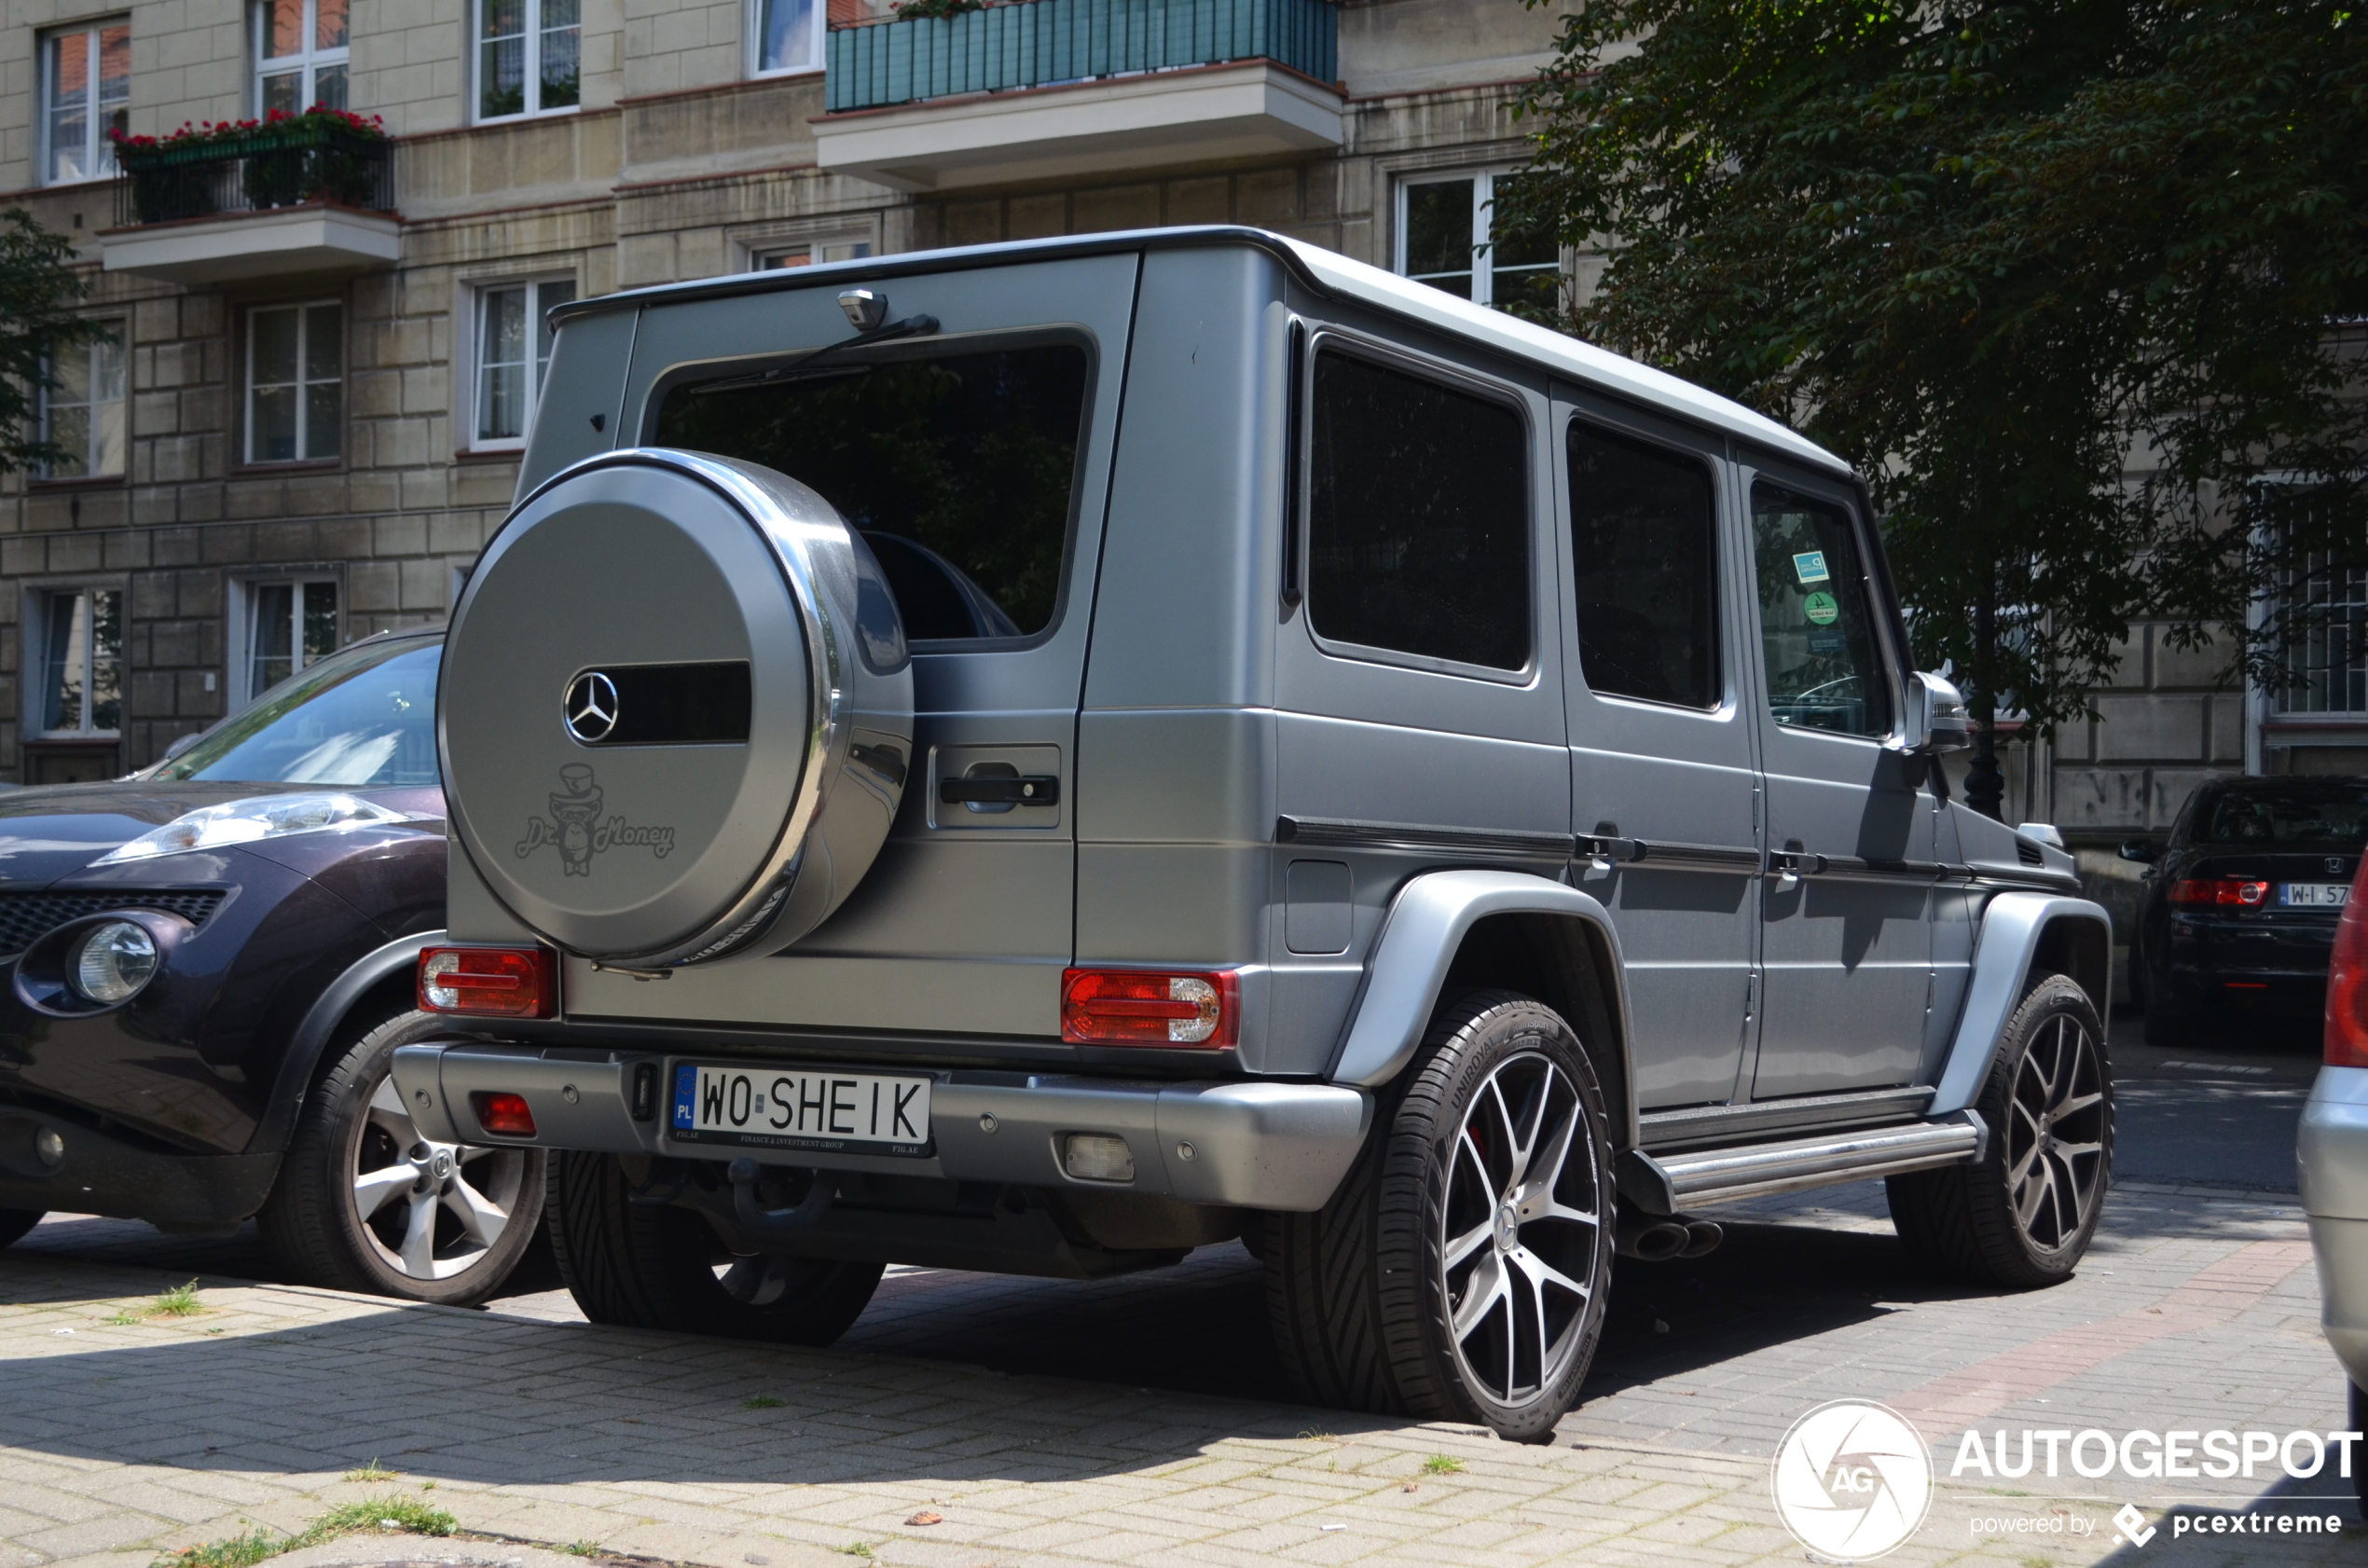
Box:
[113,122,393,228]
[825,0,1339,114]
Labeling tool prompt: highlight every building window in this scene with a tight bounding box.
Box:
[1398,172,1563,315]
[750,240,874,270]
[36,589,125,736]
[478,0,581,120]
[2274,532,2368,717]
[38,327,127,480]
[255,0,349,113]
[246,580,339,698]
[41,21,131,186]
[753,0,822,76]
[247,302,342,464]
[474,278,576,446]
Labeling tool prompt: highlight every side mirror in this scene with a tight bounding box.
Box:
[160,732,204,763]
[1901,671,1972,756]
[2117,837,2158,863]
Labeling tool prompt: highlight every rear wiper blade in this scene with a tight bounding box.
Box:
[690,310,940,396]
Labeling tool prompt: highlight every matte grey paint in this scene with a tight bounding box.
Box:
[1924,890,2114,1115]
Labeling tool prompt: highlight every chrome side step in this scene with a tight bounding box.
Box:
[1618,1113,1987,1215]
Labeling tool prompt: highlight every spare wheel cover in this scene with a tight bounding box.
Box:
[442,449,874,964]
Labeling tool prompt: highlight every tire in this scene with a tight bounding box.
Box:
[1263,990,1615,1442]
[0,1209,43,1248]
[546,1150,884,1345]
[1889,972,2113,1288]
[258,1009,546,1305]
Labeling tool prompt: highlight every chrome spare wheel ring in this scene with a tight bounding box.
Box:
[2006,1013,2108,1250]
[1440,1052,1604,1409]
[351,1073,528,1280]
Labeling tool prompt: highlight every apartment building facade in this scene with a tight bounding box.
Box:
[1,0,2355,845]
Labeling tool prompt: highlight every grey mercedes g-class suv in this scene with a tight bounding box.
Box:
[393,227,2113,1439]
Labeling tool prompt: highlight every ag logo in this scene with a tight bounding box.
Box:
[1769,1400,1933,1560]
[565,670,619,743]
[516,763,676,877]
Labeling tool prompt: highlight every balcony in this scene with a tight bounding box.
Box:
[101,120,399,286]
[814,0,1343,193]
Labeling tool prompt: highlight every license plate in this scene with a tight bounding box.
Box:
[2279,882,2350,907]
[670,1063,932,1156]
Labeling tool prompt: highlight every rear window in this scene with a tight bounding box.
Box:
[2196,784,2368,847]
[654,344,1090,640]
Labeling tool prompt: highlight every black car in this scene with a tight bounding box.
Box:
[0,628,544,1303]
[2121,777,2368,1045]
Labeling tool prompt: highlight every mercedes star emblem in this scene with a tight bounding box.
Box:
[565,671,619,743]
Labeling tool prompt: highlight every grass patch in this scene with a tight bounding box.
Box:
[1295,1429,1336,1442]
[108,1280,206,1327]
[154,1494,454,1568]
[2020,1555,2052,1568]
[561,1543,600,1557]
[342,1460,399,1484]
[833,1545,874,1559]
[742,1396,786,1410]
[1421,1454,1464,1476]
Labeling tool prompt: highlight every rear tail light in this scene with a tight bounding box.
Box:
[470,1091,538,1137]
[1061,969,1238,1047]
[2168,878,2270,906]
[2325,859,2368,1067]
[420,945,556,1018]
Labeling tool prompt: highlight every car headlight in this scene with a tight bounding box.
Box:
[91,793,411,866]
[71,921,158,1004]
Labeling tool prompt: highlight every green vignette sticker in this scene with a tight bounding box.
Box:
[1802,590,1839,626]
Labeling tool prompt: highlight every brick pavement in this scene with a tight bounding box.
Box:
[2,1178,2362,1568]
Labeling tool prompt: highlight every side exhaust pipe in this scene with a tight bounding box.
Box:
[1615,1212,1728,1262]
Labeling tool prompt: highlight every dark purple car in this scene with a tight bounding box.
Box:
[0,627,544,1303]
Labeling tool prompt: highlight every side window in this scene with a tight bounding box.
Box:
[1306,349,1530,672]
[1569,420,1718,708]
[1751,482,1892,737]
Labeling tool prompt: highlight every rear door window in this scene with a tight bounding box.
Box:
[655,344,1091,640]
[1306,347,1530,673]
[1569,420,1719,708]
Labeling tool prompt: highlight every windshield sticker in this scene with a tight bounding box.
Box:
[516,763,675,876]
[1793,550,1831,585]
[1803,590,1840,626]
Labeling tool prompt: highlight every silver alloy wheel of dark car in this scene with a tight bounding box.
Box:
[1439,1052,1604,1409]
[349,1073,533,1283]
[2002,1011,2109,1252]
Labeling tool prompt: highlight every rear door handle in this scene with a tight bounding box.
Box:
[939,776,1060,806]
[1769,843,1829,888]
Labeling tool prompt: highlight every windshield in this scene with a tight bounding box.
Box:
[2196,782,2368,847]
[150,637,442,787]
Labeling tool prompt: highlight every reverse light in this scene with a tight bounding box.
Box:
[1061,1133,1136,1183]
[1061,969,1238,1047]
[2168,877,2271,907]
[420,946,556,1018]
[470,1092,538,1137]
[2325,857,2368,1067]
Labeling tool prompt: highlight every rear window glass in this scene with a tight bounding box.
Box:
[1306,349,1530,672]
[654,345,1089,640]
[2196,784,2368,846]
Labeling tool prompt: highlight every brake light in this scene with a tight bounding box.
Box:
[470,1092,537,1137]
[2168,878,2270,906]
[419,946,556,1018]
[2325,859,2368,1067]
[1061,969,1238,1047]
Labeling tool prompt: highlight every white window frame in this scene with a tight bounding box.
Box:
[1395,168,1563,310]
[467,275,577,451]
[244,300,343,466]
[749,0,825,79]
[475,0,583,123]
[36,323,128,481]
[746,237,875,271]
[28,584,127,739]
[39,19,131,187]
[253,0,350,115]
[229,574,342,709]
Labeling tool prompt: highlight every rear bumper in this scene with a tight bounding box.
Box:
[0,1107,277,1230]
[2299,1066,2368,1385]
[391,1041,1370,1213]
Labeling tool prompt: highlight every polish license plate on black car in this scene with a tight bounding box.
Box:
[2279,882,2350,908]
[670,1063,932,1156]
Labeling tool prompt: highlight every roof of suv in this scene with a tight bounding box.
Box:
[550,226,1851,478]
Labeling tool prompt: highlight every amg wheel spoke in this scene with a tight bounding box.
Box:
[1444,1217,1494,1270]
[2054,1090,2105,1120]
[2007,1138,2043,1190]
[1508,1246,1592,1305]
[2052,1138,2103,1162]
[352,1162,415,1220]
[1507,1077,1550,1188]
[1452,1250,1510,1342]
